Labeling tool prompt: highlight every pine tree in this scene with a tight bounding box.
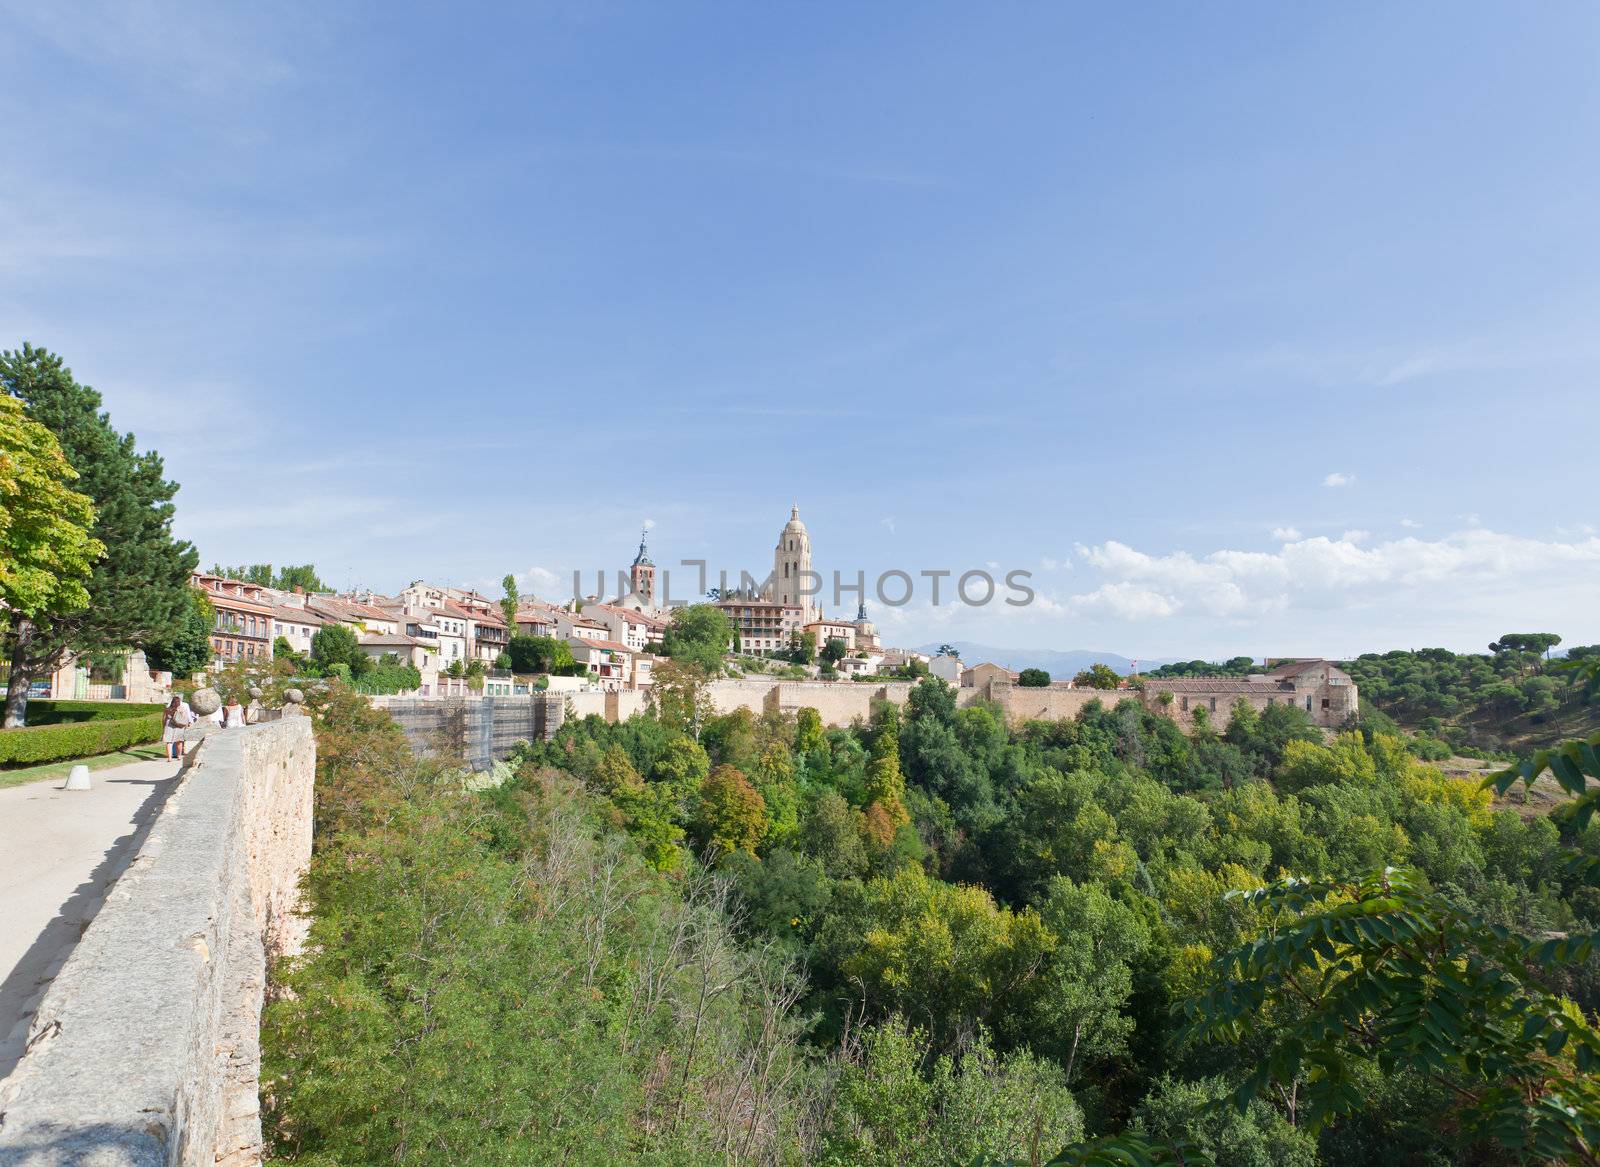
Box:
[2,345,198,726]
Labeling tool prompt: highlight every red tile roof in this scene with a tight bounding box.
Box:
[575,638,633,653]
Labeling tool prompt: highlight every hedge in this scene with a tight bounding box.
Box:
[23,699,167,726]
[0,714,164,766]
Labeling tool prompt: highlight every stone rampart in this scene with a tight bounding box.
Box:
[0,719,315,1167]
[977,681,1123,726]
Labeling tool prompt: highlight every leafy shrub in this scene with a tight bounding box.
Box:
[23,699,166,725]
[0,713,163,765]
[350,661,421,695]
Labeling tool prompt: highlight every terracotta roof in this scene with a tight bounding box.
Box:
[587,602,668,630]
[308,596,396,624]
[359,633,430,648]
[269,605,325,624]
[574,638,633,653]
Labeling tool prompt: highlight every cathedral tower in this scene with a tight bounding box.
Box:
[770,504,817,622]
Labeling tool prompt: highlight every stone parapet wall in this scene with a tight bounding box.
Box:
[0,718,315,1167]
[976,681,1124,726]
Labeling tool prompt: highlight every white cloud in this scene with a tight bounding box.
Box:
[1400,518,1422,529]
[642,518,656,531]
[1066,528,1600,624]
[516,566,566,598]
[1323,472,1355,488]
[1271,526,1303,541]
[1067,582,1178,621]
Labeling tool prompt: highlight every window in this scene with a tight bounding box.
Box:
[1305,696,1313,711]
[1180,696,1189,711]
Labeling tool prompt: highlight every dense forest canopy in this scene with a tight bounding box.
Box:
[264,664,1600,1166]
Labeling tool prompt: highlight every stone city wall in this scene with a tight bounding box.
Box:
[976,681,1125,727]
[565,689,650,724]
[705,679,917,726]
[0,718,315,1167]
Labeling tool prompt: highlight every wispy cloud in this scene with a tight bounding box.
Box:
[1323,472,1355,488]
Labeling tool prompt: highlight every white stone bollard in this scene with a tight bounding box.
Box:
[65,764,92,791]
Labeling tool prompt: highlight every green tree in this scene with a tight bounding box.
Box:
[507,634,576,675]
[822,636,848,666]
[311,623,366,675]
[1028,878,1150,1085]
[789,630,817,665]
[799,790,869,879]
[2,345,198,727]
[1182,867,1600,1162]
[840,866,1054,1051]
[662,603,733,670]
[1018,668,1051,688]
[863,703,909,844]
[0,393,103,623]
[822,1019,1083,1167]
[1131,1075,1316,1167]
[1491,632,1563,659]
[795,706,827,756]
[500,574,519,633]
[212,563,273,585]
[692,764,768,857]
[144,588,216,677]
[1072,663,1121,690]
[274,564,328,593]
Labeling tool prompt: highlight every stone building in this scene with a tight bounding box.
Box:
[1141,659,1358,728]
[192,572,275,663]
[716,595,805,655]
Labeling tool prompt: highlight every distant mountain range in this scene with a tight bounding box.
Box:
[912,642,1172,677]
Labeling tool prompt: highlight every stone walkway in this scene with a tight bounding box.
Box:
[0,755,183,1079]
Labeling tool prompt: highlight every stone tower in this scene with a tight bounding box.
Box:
[770,504,817,622]
[629,528,656,608]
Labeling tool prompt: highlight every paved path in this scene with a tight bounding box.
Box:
[0,756,183,1079]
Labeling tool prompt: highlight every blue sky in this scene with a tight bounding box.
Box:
[5,2,1598,658]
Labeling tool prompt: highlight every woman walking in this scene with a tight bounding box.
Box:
[162,695,192,759]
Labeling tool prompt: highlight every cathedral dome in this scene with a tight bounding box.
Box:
[783,504,808,533]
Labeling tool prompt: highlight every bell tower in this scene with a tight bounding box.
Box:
[770,504,816,622]
[629,528,656,608]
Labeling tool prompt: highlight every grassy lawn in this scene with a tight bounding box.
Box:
[0,744,170,791]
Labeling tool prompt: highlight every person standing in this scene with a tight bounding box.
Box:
[222,696,245,728]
